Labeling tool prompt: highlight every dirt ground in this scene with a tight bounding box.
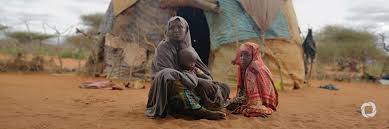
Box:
[0,73,388,129]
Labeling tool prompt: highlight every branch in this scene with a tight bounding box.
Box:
[75,28,93,39]
[20,18,31,33]
[44,23,80,35]
[44,23,60,35]
[379,33,388,52]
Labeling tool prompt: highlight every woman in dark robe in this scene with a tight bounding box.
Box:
[145,16,230,120]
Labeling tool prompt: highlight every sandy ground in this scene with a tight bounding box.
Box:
[0,73,389,129]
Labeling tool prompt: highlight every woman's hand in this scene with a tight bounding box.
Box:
[198,78,217,95]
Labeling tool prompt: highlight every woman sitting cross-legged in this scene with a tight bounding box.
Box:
[145,16,230,120]
[227,42,278,117]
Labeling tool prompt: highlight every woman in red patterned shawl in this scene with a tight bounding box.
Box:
[227,42,278,117]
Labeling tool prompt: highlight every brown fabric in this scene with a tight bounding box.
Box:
[238,0,284,34]
[79,80,117,89]
[103,0,173,79]
[160,0,219,13]
[112,0,138,16]
[114,0,173,49]
[283,0,301,44]
[264,39,305,89]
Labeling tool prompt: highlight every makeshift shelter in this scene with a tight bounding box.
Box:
[99,0,305,90]
[99,0,173,80]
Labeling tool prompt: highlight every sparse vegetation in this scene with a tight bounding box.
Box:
[316,25,386,64]
[313,25,387,80]
[0,13,103,73]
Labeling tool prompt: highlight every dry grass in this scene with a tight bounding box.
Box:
[0,52,87,73]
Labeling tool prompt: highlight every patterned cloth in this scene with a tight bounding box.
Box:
[228,42,278,117]
[171,80,202,110]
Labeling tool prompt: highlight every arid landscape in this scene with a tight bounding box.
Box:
[1,0,389,129]
[1,73,388,129]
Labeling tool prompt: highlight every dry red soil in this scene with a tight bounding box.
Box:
[0,73,388,129]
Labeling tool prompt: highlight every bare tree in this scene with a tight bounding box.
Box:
[75,28,101,74]
[44,23,78,71]
[378,33,388,52]
[20,18,31,33]
[379,33,388,76]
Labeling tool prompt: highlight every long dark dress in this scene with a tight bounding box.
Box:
[145,16,229,118]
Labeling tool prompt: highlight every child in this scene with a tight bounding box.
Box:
[170,48,226,120]
[178,48,212,80]
[227,42,278,117]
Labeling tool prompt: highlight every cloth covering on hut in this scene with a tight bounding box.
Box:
[204,0,291,50]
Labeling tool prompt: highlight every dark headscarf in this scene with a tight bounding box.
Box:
[166,16,192,48]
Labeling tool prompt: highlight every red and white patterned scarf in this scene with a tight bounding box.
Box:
[234,42,278,111]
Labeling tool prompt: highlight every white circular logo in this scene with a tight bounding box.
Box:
[361,102,377,118]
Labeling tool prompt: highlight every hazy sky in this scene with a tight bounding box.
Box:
[294,0,389,34]
[0,0,388,35]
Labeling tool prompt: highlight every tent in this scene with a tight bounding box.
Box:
[99,0,305,90]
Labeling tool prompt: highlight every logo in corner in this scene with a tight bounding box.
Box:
[361,101,377,118]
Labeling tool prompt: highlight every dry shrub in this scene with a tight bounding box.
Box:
[2,53,60,72]
[81,47,104,76]
[0,60,5,72]
[5,53,30,71]
[311,62,363,82]
[29,56,44,71]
